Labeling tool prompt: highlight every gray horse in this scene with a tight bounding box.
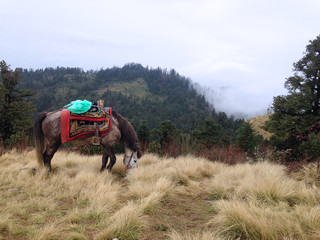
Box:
[33,110,141,173]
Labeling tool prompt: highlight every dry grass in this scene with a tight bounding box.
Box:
[247,113,273,139]
[290,162,320,188]
[167,230,223,240]
[0,150,319,239]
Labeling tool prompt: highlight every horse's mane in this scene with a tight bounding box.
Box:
[112,111,141,158]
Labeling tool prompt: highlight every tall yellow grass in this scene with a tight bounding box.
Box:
[0,150,319,239]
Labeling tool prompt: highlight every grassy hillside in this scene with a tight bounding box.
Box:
[247,113,273,139]
[1,150,319,239]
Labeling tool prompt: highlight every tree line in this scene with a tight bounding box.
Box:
[16,62,245,136]
[1,61,250,156]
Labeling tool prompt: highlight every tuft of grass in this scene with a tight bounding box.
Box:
[94,201,146,240]
[209,199,309,240]
[65,231,88,240]
[139,191,165,213]
[32,221,64,240]
[167,230,223,240]
[291,162,320,187]
[0,213,11,235]
[137,153,160,166]
[64,160,78,168]
[126,176,173,199]
[202,161,320,205]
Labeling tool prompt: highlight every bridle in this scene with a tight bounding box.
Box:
[125,151,134,170]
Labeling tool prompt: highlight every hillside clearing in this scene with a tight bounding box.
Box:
[247,113,272,140]
[97,78,152,99]
[0,150,319,240]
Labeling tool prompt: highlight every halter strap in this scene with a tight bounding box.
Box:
[125,151,134,170]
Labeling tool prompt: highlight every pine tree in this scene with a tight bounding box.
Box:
[191,116,223,147]
[158,120,180,148]
[137,120,150,145]
[267,35,320,161]
[236,122,256,154]
[0,61,36,144]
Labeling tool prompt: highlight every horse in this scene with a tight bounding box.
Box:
[33,109,141,173]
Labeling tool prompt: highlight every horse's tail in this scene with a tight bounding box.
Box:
[33,112,47,166]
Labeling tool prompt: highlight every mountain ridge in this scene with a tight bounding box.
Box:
[17,63,212,131]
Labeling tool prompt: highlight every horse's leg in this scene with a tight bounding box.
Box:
[100,153,109,172]
[107,148,116,172]
[43,142,60,172]
[43,152,54,172]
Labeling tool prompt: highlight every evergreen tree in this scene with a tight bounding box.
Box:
[267,35,320,161]
[148,120,180,155]
[137,120,150,144]
[236,122,256,154]
[0,61,35,144]
[191,116,223,147]
[158,120,180,148]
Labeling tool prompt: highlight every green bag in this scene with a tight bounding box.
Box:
[65,100,92,114]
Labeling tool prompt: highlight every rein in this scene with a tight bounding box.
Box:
[46,106,68,116]
[125,151,134,170]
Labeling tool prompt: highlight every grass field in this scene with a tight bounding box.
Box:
[0,150,319,239]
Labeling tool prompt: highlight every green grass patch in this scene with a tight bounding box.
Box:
[155,224,168,231]
[103,78,152,99]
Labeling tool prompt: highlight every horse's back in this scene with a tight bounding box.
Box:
[100,116,121,147]
[42,111,61,141]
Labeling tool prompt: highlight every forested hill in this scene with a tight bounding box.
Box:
[18,63,214,131]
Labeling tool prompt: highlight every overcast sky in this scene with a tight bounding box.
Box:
[1,0,320,118]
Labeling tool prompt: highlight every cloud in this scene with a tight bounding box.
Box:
[1,0,319,117]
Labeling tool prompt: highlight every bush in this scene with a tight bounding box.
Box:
[199,145,247,165]
[4,131,31,152]
[299,133,320,161]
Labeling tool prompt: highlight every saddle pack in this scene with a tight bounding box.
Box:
[60,100,112,144]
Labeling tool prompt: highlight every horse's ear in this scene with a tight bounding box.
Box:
[137,149,142,158]
[134,143,142,158]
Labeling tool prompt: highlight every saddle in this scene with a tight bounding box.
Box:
[60,100,112,144]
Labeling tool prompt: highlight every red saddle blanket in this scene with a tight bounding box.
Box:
[60,107,112,143]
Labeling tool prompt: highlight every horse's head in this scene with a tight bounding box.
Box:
[123,148,139,173]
